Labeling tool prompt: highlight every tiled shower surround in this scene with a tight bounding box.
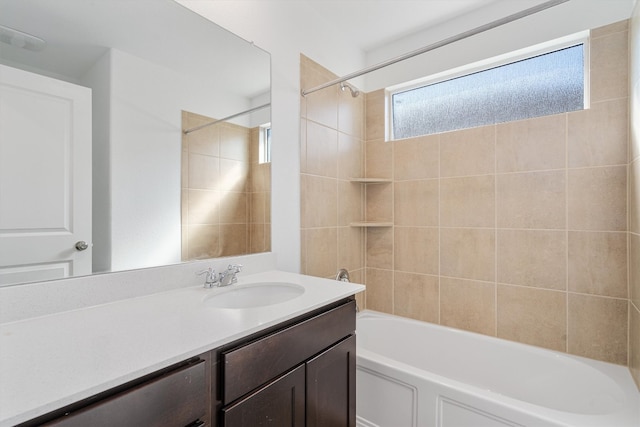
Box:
[300,54,366,307]
[301,19,640,387]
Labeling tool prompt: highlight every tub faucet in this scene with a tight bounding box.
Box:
[197,267,219,288]
[219,264,243,287]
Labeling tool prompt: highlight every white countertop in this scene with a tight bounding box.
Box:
[0,270,364,427]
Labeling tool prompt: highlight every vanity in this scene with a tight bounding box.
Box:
[0,1,366,425]
[0,268,364,427]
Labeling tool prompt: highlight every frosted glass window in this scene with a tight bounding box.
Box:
[391,45,584,139]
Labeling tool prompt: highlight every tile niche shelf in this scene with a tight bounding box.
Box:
[349,177,393,228]
[349,221,394,227]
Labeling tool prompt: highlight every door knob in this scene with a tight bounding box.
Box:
[75,241,89,251]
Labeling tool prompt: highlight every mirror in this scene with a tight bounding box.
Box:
[0,0,271,287]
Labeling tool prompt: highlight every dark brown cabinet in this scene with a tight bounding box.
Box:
[21,298,356,427]
[40,358,208,427]
[221,334,356,427]
[218,299,356,427]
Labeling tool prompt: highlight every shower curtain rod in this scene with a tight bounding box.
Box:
[300,0,569,96]
[183,102,271,135]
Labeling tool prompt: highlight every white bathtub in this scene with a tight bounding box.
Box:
[356,310,640,427]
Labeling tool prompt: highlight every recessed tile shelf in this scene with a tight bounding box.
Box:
[349,222,393,227]
[349,177,392,183]
[349,178,393,227]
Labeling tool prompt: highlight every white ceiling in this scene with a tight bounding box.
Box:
[301,0,637,55]
[303,0,503,52]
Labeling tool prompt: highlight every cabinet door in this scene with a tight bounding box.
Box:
[306,335,356,427]
[222,364,305,427]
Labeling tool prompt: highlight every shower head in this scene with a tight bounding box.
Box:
[340,82,360,98]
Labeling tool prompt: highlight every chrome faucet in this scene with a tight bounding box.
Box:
[197,267,219,288]
[219,264,243,287]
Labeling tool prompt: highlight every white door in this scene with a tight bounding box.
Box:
[0,64,92,286]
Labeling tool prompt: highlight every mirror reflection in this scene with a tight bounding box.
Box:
[181,109,271,261]
[0,0,271,287]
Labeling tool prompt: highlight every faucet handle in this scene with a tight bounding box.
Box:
[228,264,243,273]
[196,267,214,276]
[196,267,218,288]
[218,264,243,286]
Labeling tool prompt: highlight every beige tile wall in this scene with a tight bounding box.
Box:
[182,111,270,260]
[299,22,633,368]
[629,4,640,389]
[300,55,366,309]
[361,21,630,366]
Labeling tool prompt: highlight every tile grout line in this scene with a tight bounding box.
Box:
[438,134,442,326]
[565,112,570,354]
[391,120,396,317]
[495,125,500,338]
[336,147,340,280]
[626,94,631,368]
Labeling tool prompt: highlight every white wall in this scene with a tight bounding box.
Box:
[177,0,367,273]
[81,50,112,273]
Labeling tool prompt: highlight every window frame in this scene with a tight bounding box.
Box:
[386,31,590,141]
[259,123,271,164]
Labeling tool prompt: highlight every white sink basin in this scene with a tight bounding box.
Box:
[203,282,305,309]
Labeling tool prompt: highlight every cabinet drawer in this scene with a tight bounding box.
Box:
[222,300,356,404]
[44,360,207,427]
